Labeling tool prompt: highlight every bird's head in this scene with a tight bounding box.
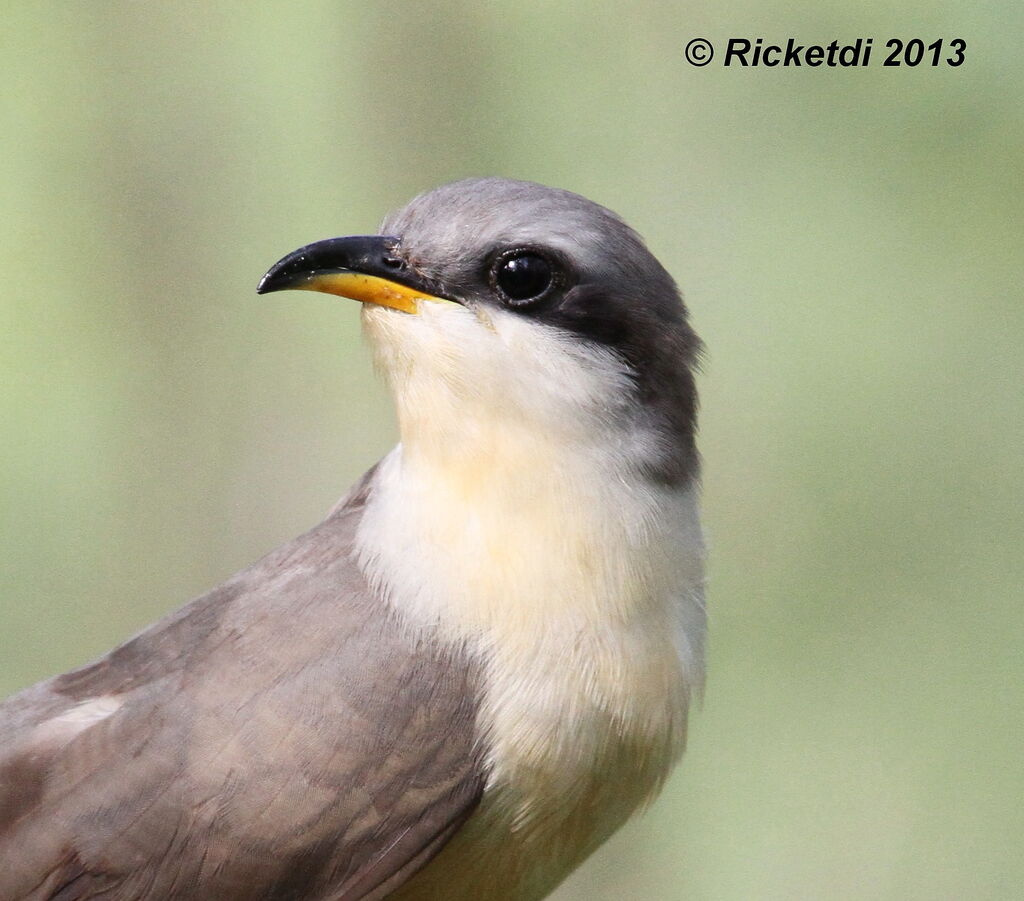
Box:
[259,178,701,486]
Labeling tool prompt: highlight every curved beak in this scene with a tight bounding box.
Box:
[257,235,453,315]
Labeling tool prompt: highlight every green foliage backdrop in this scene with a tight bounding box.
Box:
[2,3,1021,898]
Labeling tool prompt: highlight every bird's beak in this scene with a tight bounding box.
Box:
[256,235,453,315]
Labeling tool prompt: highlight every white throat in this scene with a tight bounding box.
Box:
[356,301,705,658]
[354,301,706,898]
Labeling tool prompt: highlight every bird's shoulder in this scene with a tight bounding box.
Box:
[0,463,486,900]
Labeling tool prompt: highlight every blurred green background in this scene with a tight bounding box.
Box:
[2,3,1021,899]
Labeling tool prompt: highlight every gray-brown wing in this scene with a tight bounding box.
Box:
[0,476,485,900]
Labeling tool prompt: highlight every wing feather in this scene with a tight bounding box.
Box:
[0,472,484,900]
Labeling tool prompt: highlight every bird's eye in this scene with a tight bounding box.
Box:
[491,251,555,306]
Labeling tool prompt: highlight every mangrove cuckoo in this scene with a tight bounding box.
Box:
[0,178,706,900]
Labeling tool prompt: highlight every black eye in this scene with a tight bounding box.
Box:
[491,251,555,306]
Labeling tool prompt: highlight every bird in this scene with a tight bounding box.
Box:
[0,177,706,901]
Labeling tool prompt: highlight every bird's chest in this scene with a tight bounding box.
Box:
[393,634,688,901]
[379,545,690,901]
[359,446,702,899]
[400,614,691,901]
